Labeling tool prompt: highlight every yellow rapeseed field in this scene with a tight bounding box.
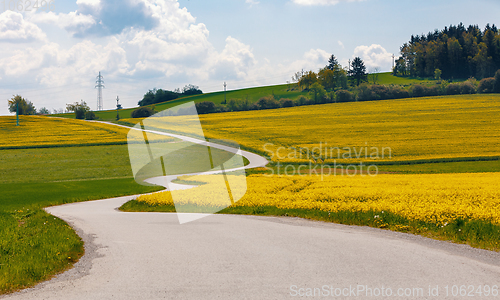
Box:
[0,116,174,149]
[137,172,500,226]
[122,95,500,164]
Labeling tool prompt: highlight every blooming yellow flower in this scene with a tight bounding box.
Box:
[138,173,500,226]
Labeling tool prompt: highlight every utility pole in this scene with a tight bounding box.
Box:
[223,82,227,104]
[16,101,19,126]
[116,96,122,120]
[95,72,105,111]
[392,54,395,70]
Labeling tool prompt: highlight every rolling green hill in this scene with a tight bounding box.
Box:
[56,72,443,121]
[56,83,305,121]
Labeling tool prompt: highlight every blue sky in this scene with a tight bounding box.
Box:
[0,0,499,115]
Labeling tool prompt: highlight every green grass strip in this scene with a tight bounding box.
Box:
[0,210,83,293]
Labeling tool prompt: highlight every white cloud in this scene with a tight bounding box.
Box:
[0,39,130,87]
[303,48,330,64]
[30,0,159,37]
[353,44,393,71]
[209,36,257,80]
[28,11,96,35]
[338,40,344,49]
[292,0,364,6]
[0,11,46,42]
[76,0,101,6]
[246,0,260,7]
[21,0,214,81]
[273,48,330,78]
[1,0,260,90]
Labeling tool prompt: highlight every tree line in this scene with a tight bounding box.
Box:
[394,23,500,80]
[7,95,50,115]
[7,95,89,117]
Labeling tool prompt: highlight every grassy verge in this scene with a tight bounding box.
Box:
[119,200,500,252]
[0,210,84,293]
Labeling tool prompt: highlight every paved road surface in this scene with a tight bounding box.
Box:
[3,196,500,299]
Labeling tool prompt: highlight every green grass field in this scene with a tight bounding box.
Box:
[0,145,132,184]
[374,72,436,86]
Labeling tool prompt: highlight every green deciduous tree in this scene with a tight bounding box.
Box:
[8,95,36,115]
[66,100,90,120]
[434,68,442,80]
[318,58,348,91]
[131,106,155,118]
[447,37,463,77]
[318,68,335,90]
[37,107,50,115]
[195,101,216,114]
[85,111,97,120]
[309,82,327,104]
[393,57,407,76]
[298,71,318,90]
[182,84,203,96]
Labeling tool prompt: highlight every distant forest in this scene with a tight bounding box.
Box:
[394,23,500,80]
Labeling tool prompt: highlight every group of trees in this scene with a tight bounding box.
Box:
[7,95,71,116]
[8,95,51,115]
[290,54,370,106]
[66,100,96,120]
[294,55,368,95]
[131,106,155,118]
[394,23,500,79]
[138,84,202,106]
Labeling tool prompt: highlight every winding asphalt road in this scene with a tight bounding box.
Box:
[3,124,500,299]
